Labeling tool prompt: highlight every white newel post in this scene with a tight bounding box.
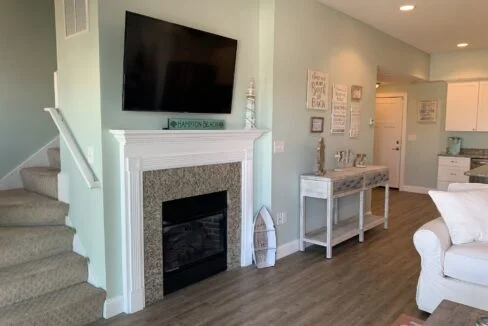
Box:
[111,130,267,314]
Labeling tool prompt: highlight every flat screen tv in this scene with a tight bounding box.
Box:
[122,12,238,113]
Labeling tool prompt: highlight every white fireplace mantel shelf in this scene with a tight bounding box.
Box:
[111,129,267,143]
[110,128,267,314]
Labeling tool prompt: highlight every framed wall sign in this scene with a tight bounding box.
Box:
[351,85,363,101]
[306,69,328,110]
[418,100,437,123]
[310,117,324,133]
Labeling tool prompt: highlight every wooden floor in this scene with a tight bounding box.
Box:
[94,189,438,326]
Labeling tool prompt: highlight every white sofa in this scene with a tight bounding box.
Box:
[413,183,488,313]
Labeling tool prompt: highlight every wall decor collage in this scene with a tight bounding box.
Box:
[306,69,362,138]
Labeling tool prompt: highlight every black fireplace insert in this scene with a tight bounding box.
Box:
[162,191,227,295]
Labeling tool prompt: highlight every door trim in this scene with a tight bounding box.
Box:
[375,92,408,190]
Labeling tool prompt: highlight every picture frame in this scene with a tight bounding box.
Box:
[417,100,437,123]
[351,85,363,101]
[306,69,329,111]
[310,117,324,133]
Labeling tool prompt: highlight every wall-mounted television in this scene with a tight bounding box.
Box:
[122,12,238,114]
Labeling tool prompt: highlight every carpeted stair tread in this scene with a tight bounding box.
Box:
[0,189,68,226]
[48,147,61,169]
[0,252,87,308]
[20,166,59,199]
[0,282,105,326]
[0,226,74,269]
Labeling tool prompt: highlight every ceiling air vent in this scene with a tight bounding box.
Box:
[64,0,89,38]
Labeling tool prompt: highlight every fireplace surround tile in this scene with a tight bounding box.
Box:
[143,163,241,305]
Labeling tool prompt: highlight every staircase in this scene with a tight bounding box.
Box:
[0,148,105,325]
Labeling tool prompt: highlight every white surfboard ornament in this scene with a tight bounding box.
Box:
[252,206,276,268]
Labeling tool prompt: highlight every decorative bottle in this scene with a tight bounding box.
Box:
[245,79,256,129]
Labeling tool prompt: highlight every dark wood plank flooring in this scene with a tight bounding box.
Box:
[94,189,438,325]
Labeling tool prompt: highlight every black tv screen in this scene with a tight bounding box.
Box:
[122,12,238,113]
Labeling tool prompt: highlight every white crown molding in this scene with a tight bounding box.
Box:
[111,129,267,314]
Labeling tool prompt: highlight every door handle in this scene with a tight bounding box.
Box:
[392,147,400,151]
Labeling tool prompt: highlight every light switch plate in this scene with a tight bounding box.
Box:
[273,141,285,153]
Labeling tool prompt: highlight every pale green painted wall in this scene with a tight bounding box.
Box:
[431,49,488,81]
[97,0,262,297]
[0,0,57,177]
[254,0,274,212]
[54,0,106,288]
[377,82,448,189]
[271,0,430,245]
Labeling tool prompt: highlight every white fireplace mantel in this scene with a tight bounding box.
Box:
[110,129,267,314]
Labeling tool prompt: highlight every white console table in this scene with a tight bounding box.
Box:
[299,166,389,258]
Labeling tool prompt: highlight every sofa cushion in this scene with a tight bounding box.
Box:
[428,188,488,244]
[444,242,488,286]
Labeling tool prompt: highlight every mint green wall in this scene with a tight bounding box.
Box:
[97,0,262,297]
[431,49,488,81]
[0,0,57,177]
[377,82,448,189]
[271,0,430,245]
[254,0,274,212]
[54,0,106,288]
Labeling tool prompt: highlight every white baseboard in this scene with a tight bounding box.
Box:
[66,216,102,289]
[0,136,59,190]
[401,185,431,194]
[276,239,299,260]
[103,295,124,319]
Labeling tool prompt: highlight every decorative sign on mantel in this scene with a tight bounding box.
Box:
[167,118,225,130]
[306,69,328,110]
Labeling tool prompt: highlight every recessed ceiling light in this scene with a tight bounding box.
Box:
[400,5,416,11]
[457,42,469,48]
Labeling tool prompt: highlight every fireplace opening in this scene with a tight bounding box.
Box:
[162,191,227,295]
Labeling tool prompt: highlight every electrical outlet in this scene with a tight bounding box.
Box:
[276,212,287,225]
[273,141,285,153]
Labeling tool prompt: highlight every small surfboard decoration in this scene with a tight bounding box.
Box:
[253,206,276,268]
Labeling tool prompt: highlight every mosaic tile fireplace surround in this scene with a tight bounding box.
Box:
[112,129,265,314]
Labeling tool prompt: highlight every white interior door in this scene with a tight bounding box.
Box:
[374,97,404,188]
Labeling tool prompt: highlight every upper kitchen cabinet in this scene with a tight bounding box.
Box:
[446,81,488,132]
[477,81,488,132]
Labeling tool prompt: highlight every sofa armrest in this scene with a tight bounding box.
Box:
[413,217,452,276]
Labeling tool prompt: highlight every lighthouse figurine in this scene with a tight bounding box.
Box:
[245,79,256,129]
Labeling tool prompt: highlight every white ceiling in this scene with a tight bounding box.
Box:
[318,0,488,54]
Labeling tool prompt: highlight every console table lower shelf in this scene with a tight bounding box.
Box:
[304,214,385,248]
[299,166,390,258]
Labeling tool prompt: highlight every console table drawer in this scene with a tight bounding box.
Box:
[301,179,329,198]
[333,176,364,195]
[365,171,389,188]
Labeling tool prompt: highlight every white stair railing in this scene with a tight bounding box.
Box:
[44,107,101,188]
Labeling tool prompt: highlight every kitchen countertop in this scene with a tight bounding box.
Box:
[465,165,488,178]
[438,153,487,158]
[439,148,488,159]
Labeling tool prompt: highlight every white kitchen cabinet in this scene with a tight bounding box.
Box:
[477,81,488,132]
[445,82,480,132]
[437,156,470,190]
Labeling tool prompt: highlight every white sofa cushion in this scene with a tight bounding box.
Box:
[444,242,488,287]
[449,183,488,192]
[428,188,488,244]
